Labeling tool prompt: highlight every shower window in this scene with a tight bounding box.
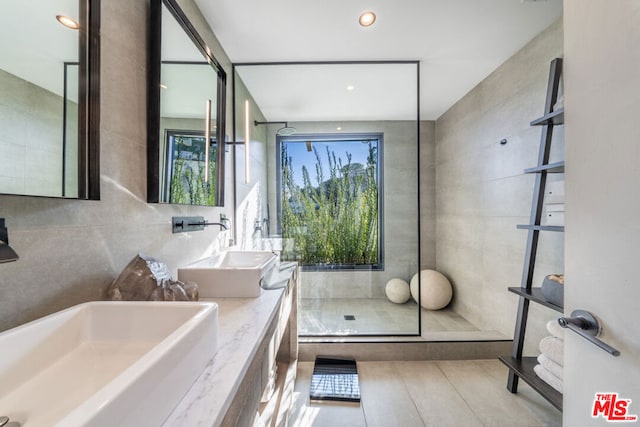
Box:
[277,133,384,270]
[163,130,217,205]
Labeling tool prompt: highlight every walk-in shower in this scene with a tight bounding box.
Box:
[232,61,491,339]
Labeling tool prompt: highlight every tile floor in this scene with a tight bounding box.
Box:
[299,298,481,336]
[288,359,561,427]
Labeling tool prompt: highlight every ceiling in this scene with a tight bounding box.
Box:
[0,0,79,99]
[196,0,563,121]
[161,4,220,119]
[236,63,418,122]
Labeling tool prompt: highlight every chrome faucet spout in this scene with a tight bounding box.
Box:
[172,216,228,233]
[190,221,228,231]
[219,214,231,229]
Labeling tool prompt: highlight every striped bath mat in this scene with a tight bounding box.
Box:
[309,357,361,403]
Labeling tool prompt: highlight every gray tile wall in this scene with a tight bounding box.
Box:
[0,69,76,197]
[265,120,421,300]
[0,0,235,332]
[420,120,436,270]
[434,18,564,350]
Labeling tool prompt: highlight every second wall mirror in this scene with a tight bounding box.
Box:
[147,0,226,206]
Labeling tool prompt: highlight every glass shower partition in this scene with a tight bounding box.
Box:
[233,62,421,336]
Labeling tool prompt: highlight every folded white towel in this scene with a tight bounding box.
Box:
[539,336,564,366]
[546,319,565,340]
[537,353,563,380]
[534,363,563,393]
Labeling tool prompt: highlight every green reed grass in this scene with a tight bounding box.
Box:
[281,143,379,266]
[169,136,216,206]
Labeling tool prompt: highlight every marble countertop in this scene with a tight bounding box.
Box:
[163,287,287,426]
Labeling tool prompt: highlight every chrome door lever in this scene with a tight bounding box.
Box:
[558,310,620,356]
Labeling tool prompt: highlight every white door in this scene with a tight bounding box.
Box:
[564,1,640,425]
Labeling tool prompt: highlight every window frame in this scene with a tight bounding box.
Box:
[163,129,217,205]
[276,132,385,271]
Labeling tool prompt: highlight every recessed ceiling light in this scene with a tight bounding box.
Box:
[336,127,343,131]
[359,11,376,27]
[160,83,168,89]
[347,85,355,91]
[56,14,79,30]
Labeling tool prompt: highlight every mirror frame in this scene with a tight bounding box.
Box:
[83,0,101,200]
[147,0,227,206]
[0,0,101,200]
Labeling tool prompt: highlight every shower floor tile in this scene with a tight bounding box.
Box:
[299,298,481,336]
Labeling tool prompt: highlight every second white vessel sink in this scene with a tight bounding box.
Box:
[178,250,278,297]
[0,301,218,427]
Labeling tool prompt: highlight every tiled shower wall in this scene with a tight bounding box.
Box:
[0,0,235,332]
[0,69,78,197]
[419,120,436,271]
[434,18,564,350]
[264,120,432,300]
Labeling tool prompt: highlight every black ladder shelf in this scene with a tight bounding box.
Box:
[498,57,564,412]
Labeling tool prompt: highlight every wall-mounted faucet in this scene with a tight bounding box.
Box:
[172,216,228,234]
[253,218,270,238]
[0,219,19,263]
[252,219,264,250]
[219,213,234,247]
[219,213,231,230]
[253,219,262,234]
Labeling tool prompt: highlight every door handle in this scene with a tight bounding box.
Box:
[558,310,620,356]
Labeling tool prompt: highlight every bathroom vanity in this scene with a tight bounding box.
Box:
[164,265,299,427]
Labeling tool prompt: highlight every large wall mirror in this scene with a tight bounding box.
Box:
[0,0,100,199]
[148,0,226,206]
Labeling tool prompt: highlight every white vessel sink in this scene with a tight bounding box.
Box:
[178,250,278,297]
[0,301,218,427]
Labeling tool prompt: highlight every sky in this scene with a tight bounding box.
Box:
[281,138,378,188]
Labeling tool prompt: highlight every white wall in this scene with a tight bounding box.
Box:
[564,1,640,424]
[233,74,269,250]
